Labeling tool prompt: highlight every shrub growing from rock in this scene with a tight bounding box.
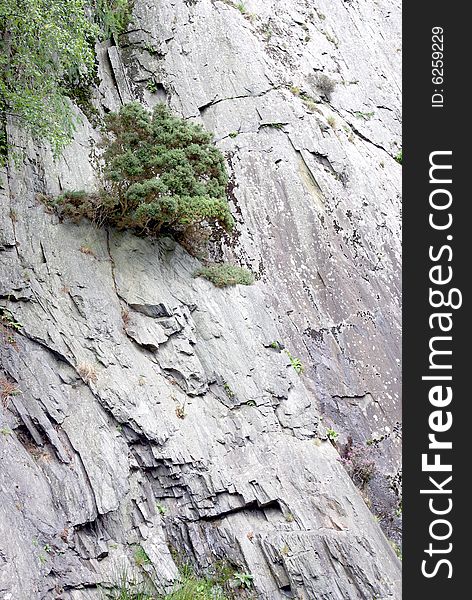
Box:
[51,102,234,243]
[194,264,254,287]
[314,73,336,100]
[341,442,376,488]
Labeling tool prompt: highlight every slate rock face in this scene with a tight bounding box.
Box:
[0,0,401,598]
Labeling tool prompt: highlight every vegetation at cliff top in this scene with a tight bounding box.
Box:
[0,0,132,162]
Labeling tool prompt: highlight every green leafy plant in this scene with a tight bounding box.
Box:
[134,546,151,567]
[95,0,133,40]
[395,149,402,164]
[354,111,374,121]
[0,307,22,332]
[289,85,322,111]
[223,382,235,398]
[301,94,318,111]
[194,264,254,287]
[232,571,253,589]
[326,427,339,442]
[284,349,303,374]
[164,562,227,600]
[165,578,224,600]
[0,307,22,345]
[107,558,248,600]
[146,79,159,93]
[259,122,285,131]
[156,502,167,516]
[65,84,102,127]
[49,103,234,248]
[0,0,98,156]
[0,1,132,162]
[144,42,158,55]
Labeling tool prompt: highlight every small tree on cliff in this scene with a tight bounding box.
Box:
[53,102,234,244]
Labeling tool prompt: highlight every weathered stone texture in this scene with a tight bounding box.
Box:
[0,1,401,598]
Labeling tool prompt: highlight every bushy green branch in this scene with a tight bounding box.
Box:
[49,103,234,246]
[0,0,132,161]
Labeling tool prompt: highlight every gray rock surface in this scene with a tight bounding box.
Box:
[0,0,401,598]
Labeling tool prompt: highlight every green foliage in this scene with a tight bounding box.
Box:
[95,0,133,39]
[156,502,167,516]
[284,349,303,374]
[107,559,250,600]
[134,546,151,567]
[354,111,374,121]
[146,79,159,93]
[0,0,97,157]
[0,1,131,161]
[0,307,23,331]
[223,382,235,398]
[51,103,234,244]
[164,576,224,600]
[395,149,402,164]
[326,427,339,441]
[232,572,253,589]
[194,263,254,287]
[289,86,319,111]
[162,562,230,600]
